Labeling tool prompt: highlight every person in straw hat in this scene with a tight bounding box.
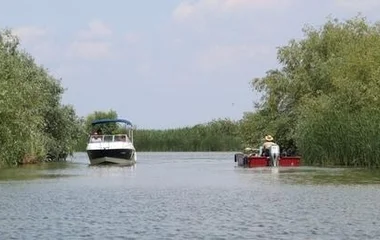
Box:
[262,135,276,156]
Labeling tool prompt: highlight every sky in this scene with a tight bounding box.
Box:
[1,0,379,129]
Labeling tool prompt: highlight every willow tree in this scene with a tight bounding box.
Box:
[82,109,119,134]
[0,29,81,167]
[241,15,380,167]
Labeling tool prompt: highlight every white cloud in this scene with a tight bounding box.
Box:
[136,63,152,76]
[172,2,195,21]
[125,33,140,44]
[172,0,292,21]
[197,44,272,71]
[223,0,290,11]
[334,0,380,11]
[52,63,93,80]
[67,41,111,60]
[9,26,61,64]
[12,26,47,43]
[68,20,114,60]
[30,41,60,62]
[78,19,112,39]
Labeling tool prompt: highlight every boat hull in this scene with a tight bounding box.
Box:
[87,149,136,166]
[235,153,301,168]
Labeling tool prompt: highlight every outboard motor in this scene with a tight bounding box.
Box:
[269,145,280,167]
[234,153,246,166]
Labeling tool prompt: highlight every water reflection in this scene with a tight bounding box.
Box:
[0,162,78,181]
[1,154,380,186]
[87,163,137,178]
[277,167,380,185]
[233,165,380,186]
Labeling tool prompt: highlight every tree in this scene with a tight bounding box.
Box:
[0,28,82,166]
[241,15,380,167]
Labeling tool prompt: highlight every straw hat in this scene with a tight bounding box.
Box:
[265,135,274,141]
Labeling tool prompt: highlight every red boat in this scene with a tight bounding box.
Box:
[234,147,301,168]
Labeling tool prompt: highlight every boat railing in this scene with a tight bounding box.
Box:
[88,134,132,143]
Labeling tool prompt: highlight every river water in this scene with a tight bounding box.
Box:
[0,152,380,240]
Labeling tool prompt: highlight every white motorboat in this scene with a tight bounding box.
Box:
[86,118,137,166]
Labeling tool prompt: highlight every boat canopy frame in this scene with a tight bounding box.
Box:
[90,118,134,143]
[91,118,133,127]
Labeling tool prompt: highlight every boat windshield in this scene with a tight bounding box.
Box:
[89,118,134,143]
[89,134,131,143]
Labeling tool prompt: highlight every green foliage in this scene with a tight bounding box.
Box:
[0,29,82,167]
[84,109,119,134]
[241,15,380,167]
[134,118,242,151]
[74,116,242,152]
[74,110,119,150]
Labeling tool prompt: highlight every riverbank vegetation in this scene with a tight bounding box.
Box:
[75,110,242,152]
[133,119,241,151]
[240,15,380,167]
[0,29,82,167]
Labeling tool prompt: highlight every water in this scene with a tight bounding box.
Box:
[1,152,380,240]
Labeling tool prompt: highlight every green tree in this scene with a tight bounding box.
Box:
[74,109,119,150]
[0,29,82,167]
[241,15,380,167]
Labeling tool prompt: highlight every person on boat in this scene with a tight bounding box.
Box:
[262,135,276,156]
[96,128,103,135]
[91,132,102,142]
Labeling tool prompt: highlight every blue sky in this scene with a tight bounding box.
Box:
[1,0,379,129]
